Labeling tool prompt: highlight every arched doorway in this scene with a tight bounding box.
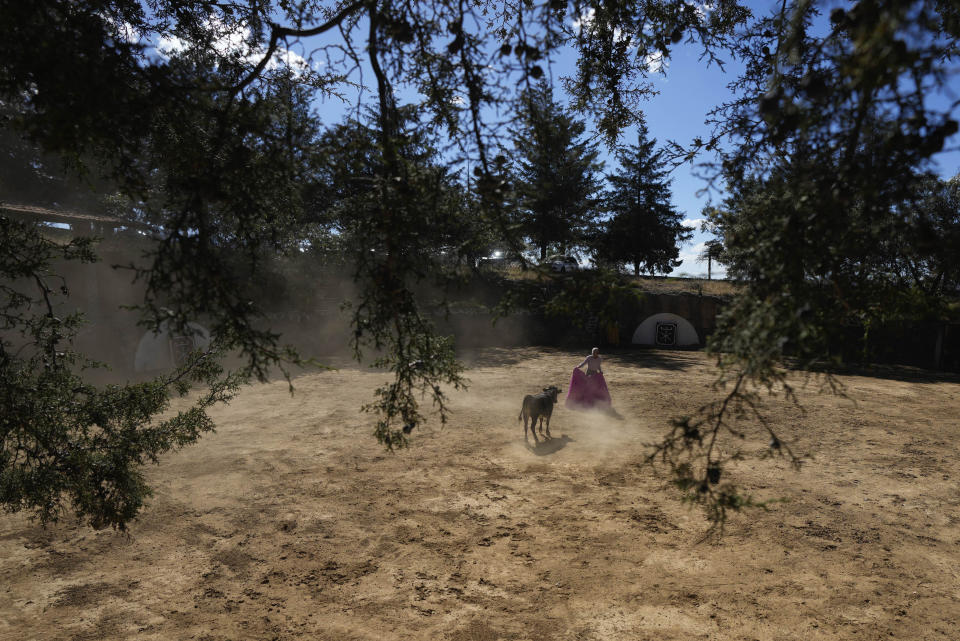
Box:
[631,312,700,347]
[134,321,211,372]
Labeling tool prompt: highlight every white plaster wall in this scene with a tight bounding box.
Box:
[631,312,700,346]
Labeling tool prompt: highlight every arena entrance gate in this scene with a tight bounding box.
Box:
[631,312,700,347]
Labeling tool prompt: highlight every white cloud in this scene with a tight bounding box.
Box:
[117,20,141,44]
[100,13,142,44]
[156,33,188,57]
[643,50,664,73]
[681,217,705,229]
[151,16,318,77]
[265,47,315,74]
[678,241,706,264]
[687,1,712,20]
[575,9,667,74]
[674,240,727,278]
[572,8,596,32]
[573,9,630,48]
[208,16,249,57]
[674,244,704,276]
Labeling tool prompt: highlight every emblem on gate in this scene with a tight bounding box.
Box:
[655,321,677,346]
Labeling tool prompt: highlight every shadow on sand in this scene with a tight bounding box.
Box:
[526,434,574,456]
[605,347,706,372]
[801,361,960,385]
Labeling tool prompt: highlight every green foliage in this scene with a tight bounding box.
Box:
[593,121,692,275]
[0,109,108,211]
[897,174,960,298]
[310,109,484,271]
[564,0,750,142]
[363,331,465,450]
[543,269,643,329]
[644,0,960,526]
[696,238,724,280]
[0,214,242,529]
[310,109,470,445]
[696,211,727,280]
[511,83,604,261]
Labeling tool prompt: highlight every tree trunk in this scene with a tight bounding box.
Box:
[707,256,712,280]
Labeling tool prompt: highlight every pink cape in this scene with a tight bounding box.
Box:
[565,368,612,409]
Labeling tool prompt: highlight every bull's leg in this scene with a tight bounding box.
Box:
[530,413,540,443]
[544,412,552,439]
[523,413,530,442]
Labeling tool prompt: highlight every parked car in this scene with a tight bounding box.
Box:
[548,255,579,273]
[477,251,513,270]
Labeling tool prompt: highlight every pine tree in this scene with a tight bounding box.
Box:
[511,84,604,262]
[697,239,725,280]
[596,122,691,276]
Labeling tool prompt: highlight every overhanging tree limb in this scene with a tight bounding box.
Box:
[230,0,366,97]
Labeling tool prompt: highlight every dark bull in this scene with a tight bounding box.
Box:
[518,385,560,443]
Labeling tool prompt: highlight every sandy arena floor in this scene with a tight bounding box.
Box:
[2,348,959,640]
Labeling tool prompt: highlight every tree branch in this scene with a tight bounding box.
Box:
[230,0,366,97]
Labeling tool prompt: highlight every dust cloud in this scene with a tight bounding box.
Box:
[25,232,565,388]
[10,214,553,382]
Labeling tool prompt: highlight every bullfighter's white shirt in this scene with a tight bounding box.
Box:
[577,354,602,374]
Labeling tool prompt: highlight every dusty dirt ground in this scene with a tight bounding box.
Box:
[3,348,960,641]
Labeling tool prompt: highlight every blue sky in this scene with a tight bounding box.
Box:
[588,40,746,277]
[298,1,959,278]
